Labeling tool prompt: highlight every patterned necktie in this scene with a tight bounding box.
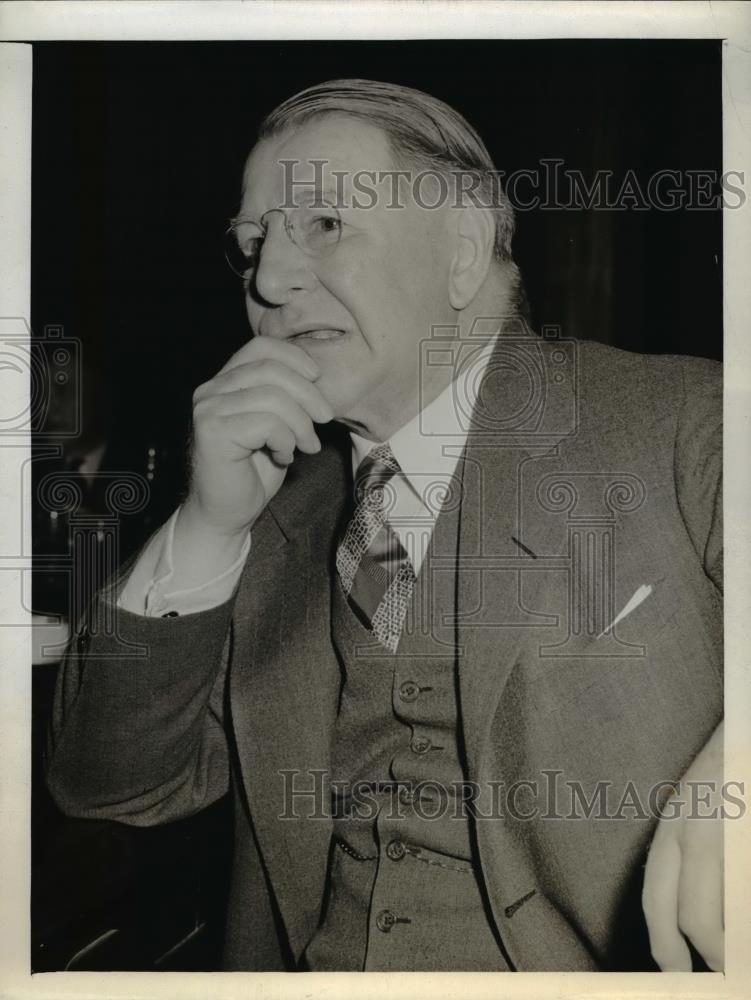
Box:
[336,443,416,652]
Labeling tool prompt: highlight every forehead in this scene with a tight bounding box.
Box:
[240,114,396,209]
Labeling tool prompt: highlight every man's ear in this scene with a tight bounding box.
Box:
[448,204,495,310]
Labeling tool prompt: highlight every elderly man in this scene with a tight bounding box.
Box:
[46,79,723,972]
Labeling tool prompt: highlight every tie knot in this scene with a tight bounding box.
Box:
[354,443,401,510]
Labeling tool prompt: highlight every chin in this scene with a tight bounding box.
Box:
[317,381,361,422]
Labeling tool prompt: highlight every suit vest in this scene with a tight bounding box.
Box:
[303,481,507,971]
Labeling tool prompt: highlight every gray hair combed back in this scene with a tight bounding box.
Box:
[258,78,517,265]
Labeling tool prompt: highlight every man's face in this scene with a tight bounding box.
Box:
[237,115,457,438]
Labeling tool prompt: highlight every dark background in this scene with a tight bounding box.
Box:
[30,39,722,971]
[32,39,723,466]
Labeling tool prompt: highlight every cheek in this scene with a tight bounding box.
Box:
[386,227,445,310]
[319,258,385,330]
[334,247,427,327]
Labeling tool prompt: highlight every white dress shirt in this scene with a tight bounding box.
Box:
[118,338,497,616]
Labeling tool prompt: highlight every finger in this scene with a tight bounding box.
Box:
[216,335,321,382]
[196,359,333,424]
[222,410,297,466]
[202,388,322,455]
[678,845,724,971]
[642,827,693,971]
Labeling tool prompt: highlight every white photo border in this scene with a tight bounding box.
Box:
[1,3,749,999]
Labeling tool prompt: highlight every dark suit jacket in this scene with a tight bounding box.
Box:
[46,336,723,971]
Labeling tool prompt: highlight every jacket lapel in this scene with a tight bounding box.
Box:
[229,436,350,960]
[456,331,575,780]
[455,438,531,780]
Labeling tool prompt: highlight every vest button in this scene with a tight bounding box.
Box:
[411,735,432,755]
[376,909,397,933]
[399,681,420,702]
[386,839,406,861]
[399,785,417,805]
[75,626,91,658]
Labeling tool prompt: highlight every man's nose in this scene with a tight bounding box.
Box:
[252,216,316,306]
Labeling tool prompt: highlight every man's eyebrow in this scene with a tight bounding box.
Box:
[296,185,341,205]
[231,184,343,227]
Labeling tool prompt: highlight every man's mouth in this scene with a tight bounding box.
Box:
[289,328,346,342]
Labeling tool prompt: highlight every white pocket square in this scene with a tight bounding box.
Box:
[597,584,653,639]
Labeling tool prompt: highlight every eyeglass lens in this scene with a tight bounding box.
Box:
[224,206,342,278]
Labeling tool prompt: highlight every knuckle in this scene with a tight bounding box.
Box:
[193,395,220,422]
[211,369,234,392]
[253,384,278,404]
[192,380,213,404]
[192,395,210,417]
[253,358,284,382]
[259,411,282,433]
[276,424,296,447]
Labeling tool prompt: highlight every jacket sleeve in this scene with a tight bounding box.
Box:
[674,355,723,594]
[45,586,236,826]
